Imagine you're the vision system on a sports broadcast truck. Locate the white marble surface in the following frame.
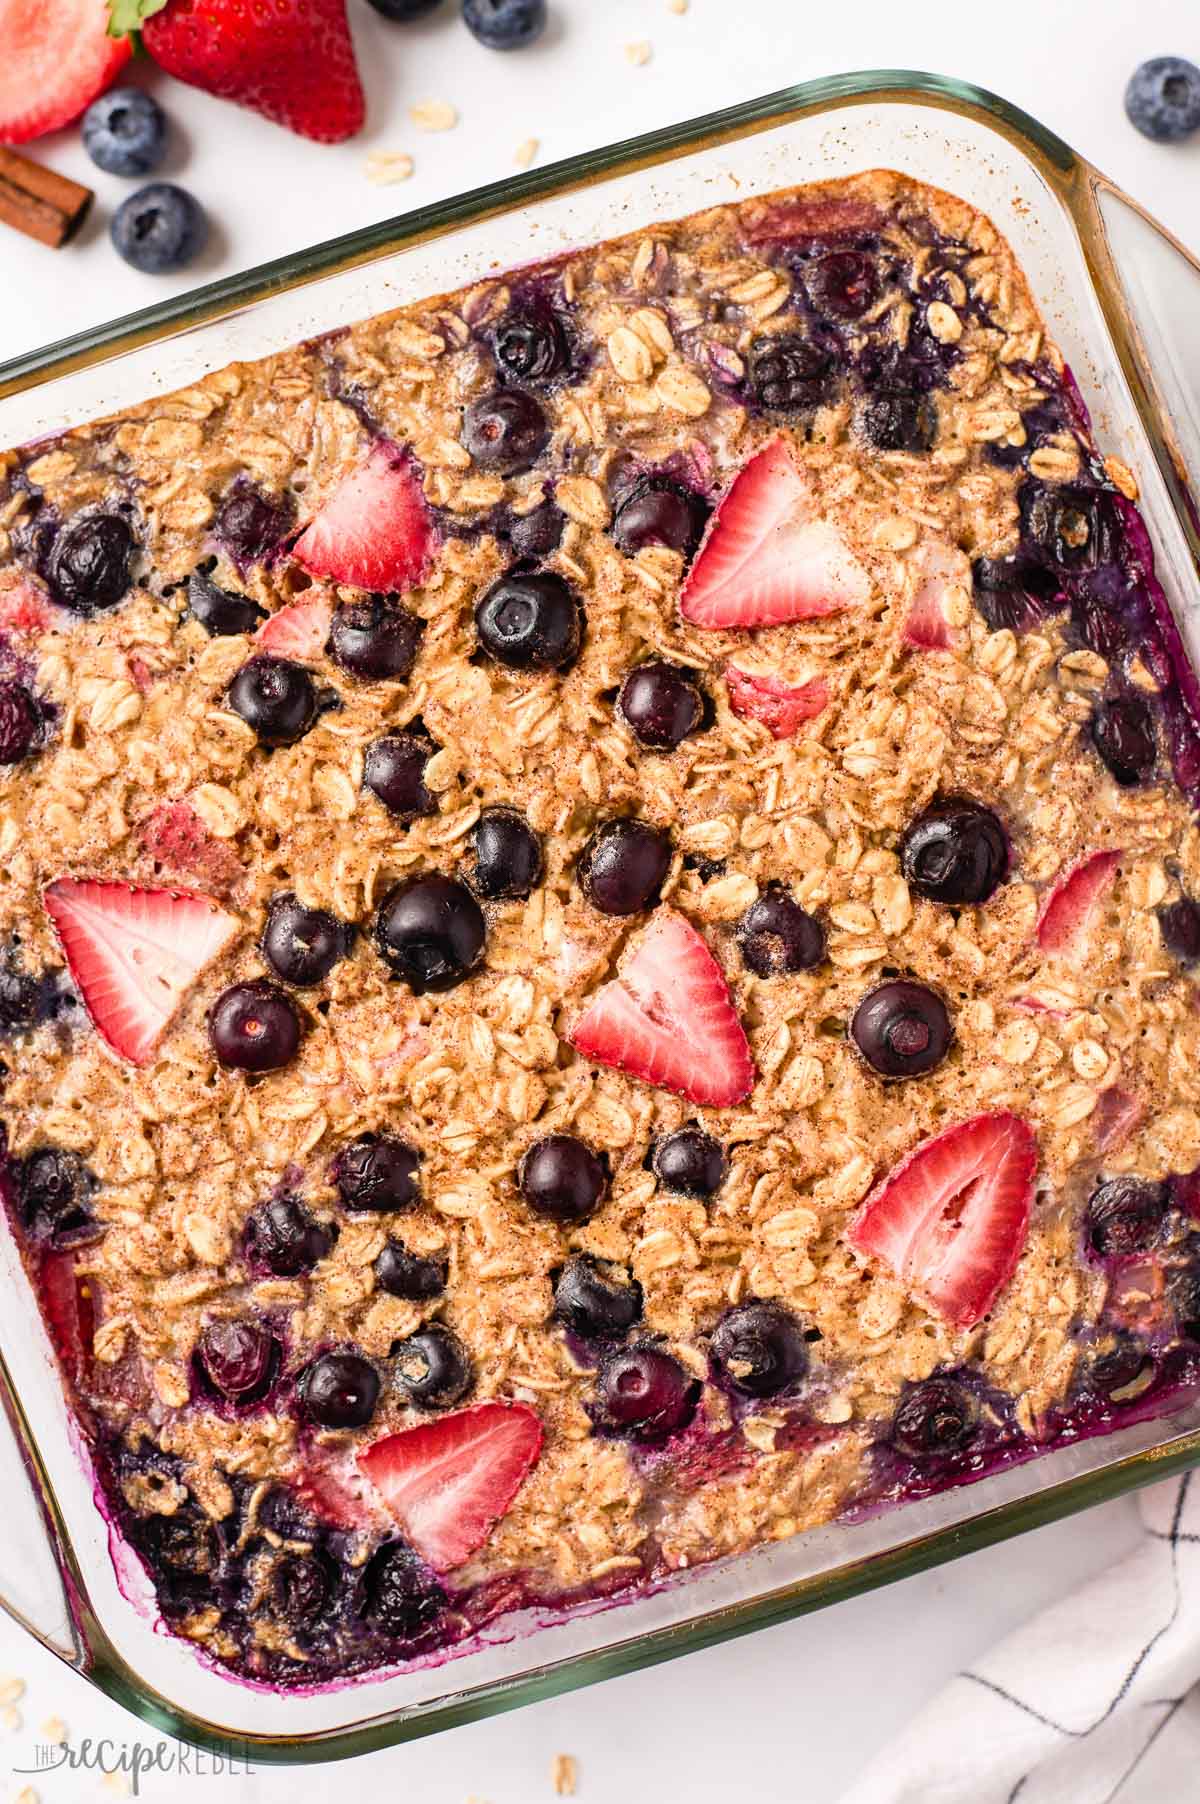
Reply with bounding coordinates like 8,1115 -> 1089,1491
0,0 -> 1197,1797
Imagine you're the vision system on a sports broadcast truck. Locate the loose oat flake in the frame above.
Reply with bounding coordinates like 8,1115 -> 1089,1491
365,150 -> 415,185
410,99 -> 458,131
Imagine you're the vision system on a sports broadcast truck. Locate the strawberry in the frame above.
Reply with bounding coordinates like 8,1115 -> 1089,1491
741,195 -> 884,249
680,440 -> 869,630
293,442 -> 436,593
1093,1085 -> 1144,1154
1035,850 -> 1122,958
295,1453 -> 376,1531
725,665 -> 829,739
0,572 -> 55,636
43,878 -> 240,1066
848,1112 -> 1037,1329
902,541 -> 969,652
109,0 -> 365,145
568,908 -> 755,1109
1,0 -> 130,144
138,800 -> 241,892
256,594 -> 332,662
358,1402 -> 543,1574
39,1249 -> 90,1383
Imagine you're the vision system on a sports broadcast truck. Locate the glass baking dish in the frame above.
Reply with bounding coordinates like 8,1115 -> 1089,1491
3,67 -> 1200,1764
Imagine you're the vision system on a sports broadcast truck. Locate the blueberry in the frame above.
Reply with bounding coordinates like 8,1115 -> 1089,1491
273,1551 -> 335,1626
1019,481 -> 1111,572
366,0 -> 443,16
475,569 -> 582,671
578,818 -> 672,916
0,681 -> 39,765
1125,57 -> 1200,143
1087,1335 -> 1153,1401
139,1512 -> 218,1579
111,183 -> 207,274
592,1344 -> 697,1441
552,1254 -> 642,1339
393,1325 -> 473,1409
1159,897 -> 1200,966
611,479 -> 711,559
506,500 -> 564,559
299,1351 -> 380,1430
375,873 -> 486,992
16,1148 -> 96,1245
462,389 -> 549,473
45,511 -> 136,613
243,1195 -> 333,1277
467,806 -> 543,900
970,551 -> 1058,634
196,1319 -> 277,1404
1090,697 -> 1157,787
374,1241 -> 447,1301
363,731 -> 438,819
899,799 -> 1009,905
262,893 -> 352,987
739,883 -> 826,976
187,569 -> 265,636
209,980 -> 303,1072
82,88 -> 167,177
651,1128 -> 726,1198
518,1134 -> 607,1223
617,661 -> 705,751
327,598 -> 423,683
228,656 -> 319,747
857,390 -> 937,453
749,335 -> 838,414
361,1541 -> 445,1638
891,1376 -> 977,1459
1167,1266 -> 1200,1341
1084,1176 -> 1169,1259
710,1300 -> 808,1398
214,483 -> 295,564
850,980 -> 952,1080
494,311 -> 567,385
0,962 -> 42,1033
462,0 -> 546,50
332,1133 -> 420,1214
806,250 -> 879,318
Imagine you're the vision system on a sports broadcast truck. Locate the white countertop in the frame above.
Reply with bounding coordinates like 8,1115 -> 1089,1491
0,0 -> 1196,1798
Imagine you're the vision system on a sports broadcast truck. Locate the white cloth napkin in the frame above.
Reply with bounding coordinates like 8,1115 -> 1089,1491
838,1473 -> 1200,1804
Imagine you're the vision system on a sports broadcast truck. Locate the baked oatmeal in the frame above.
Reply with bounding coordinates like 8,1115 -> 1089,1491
2,168 -> 1200,1683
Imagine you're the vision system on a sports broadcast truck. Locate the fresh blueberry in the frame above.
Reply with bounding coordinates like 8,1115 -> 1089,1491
493,310 -> 567,385
651,1128 -> 726,1198
393,1325 -> 473,1409
213,482 -> 295,564
552,1254 -> 643,1338
578,818 -> 672,916
518,1134 -> 607,1223
462,389 -> 549,473
262,893 -> 352,987
617,661 -> 705,751
462,0 -> 546,51
611,479 -> 711,559
710,1300 -> 809,1398
327,598 -> 423,683
592,1344 -> 697,1441
361,1541 -> 445,1639
15,1148 -> 96,1245
475,569 -> 582,671
209,980 -> 303,1072
749,335 -> 838,414
363,731 -> 438,819
375,873 -> 486,992
366,0 -> 443,17
806,250 -> 879,318
82,88 -> 167,177
857,389 -> 937,453
890,1376 -> 977,1459
850,980 -> 952,1080
1090,697 -> 1157,787
111,183 -> 207,274
1084,1176 -> 1169,1259
0,681 -> 39,765
45,511 -> 136,613
332,1133 -> 420,1214
1159,897 -> 1200,966
1125,57 -> 1200,143
196,1319 -> 277,1405
506,499 -> 565,559
899,799 -> 1009,905
374,1241 -> 447,1301
228,655 -> 319,746
466,806 -> 543,900
243,1195 -> 333,1277
272,1551 -> 335,1626
299,1351 -> 380,1430
187,569 -> 265,636
739,883 -> 826,976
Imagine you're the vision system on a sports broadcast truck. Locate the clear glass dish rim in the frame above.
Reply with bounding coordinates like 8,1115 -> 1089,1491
3,64 -> 1200,1763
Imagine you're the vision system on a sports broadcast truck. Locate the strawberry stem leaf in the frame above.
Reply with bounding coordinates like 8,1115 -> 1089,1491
107,0 -> 168,38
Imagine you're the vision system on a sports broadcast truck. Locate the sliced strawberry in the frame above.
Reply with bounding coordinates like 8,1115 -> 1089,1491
741,195 -> 884,248
1036,851 -> 1122,958
680,440 -> 869,630
256,594 -> 332,662
903,541 -> 970,652
725,665 -> 829,739
1010,993 -> 1074,1021
1,0 -> 130,144
43,878 -> 240,1066
39,1250 -> 92,1384
568,908 -> 754,1108
358,1402 -> 543,1574
848,1113 -> 1037,1329
1094,1086 -> 1144,1154
138,801 -> 241,892
0,572 -> 54,636
293,442 -> 435,593
295,1453 -> 376,1530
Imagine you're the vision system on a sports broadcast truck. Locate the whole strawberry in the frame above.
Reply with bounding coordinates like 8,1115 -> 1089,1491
107,0 -> 365,144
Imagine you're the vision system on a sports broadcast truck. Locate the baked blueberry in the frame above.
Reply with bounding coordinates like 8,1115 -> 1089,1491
1084,1176 -> 1169,1259
262,893 -> 352,987
552,1254 -> 643,1338
327,598 -> 423,683
299,1351 -> 380,1429
617,660 -> 705,750
891,1376 -> 977,1459
806,250 -> 879,318
45,511 -> 135,613
850,980 -> 952,1079
857,389 -> 937,454
0,961 -> 43,1033
507,499 -> 564,559
82,88 -> 167,177
462,0 -> 547,50
970,550 -> 1058,634
474,569 -> 582,671
0,681 -> 39,765
374,1241 -> 447,1301
393,1325 -> 473,1409
243,1195 -> 332,1277
363,731 -> 437,818
578,818 -> 672,915
15,1147 -> 96,1244
611,479 -> 710,559
1087,1336 -> 1153,1401
1019,481 -> 1111,572
139,1512 -> 218,1579
749,335 -> 838,413
462,389 -> 549,473
1090,697 -> 1157,787
111,183 -> 207,274
1159,897 -> 1200,966
361,1541 -> 445,1639
899,799 -> 1009,905
710,1300 -> 808,1398
494,310 -> 567,384
651,1128 -> 726,1198
273,1551 -> 335,1626
593,1344 -> 697,1441
209,980 -> 303,1072
1167,1266 -> 1200,1341
739,883 -> 825,976
375,874 -> 486,993
196,1319 -> 277,1404
187,569 -> 265,636
1125,56 -> 1200,143
518,1134 -> 607,1223
332,1133 -> 420,1213
466,806 -> 543,900
228,656 -> 319,746
214,483 -> 295,564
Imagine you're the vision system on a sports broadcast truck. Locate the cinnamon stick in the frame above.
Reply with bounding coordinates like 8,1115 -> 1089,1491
0,146 -> 93,249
